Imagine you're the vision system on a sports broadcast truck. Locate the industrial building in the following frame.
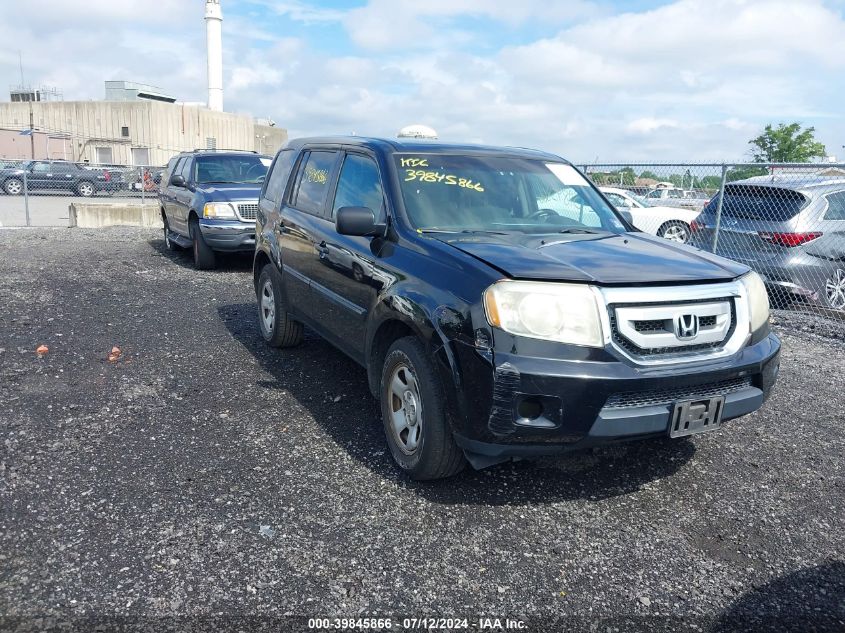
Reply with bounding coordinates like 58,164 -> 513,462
0,1 -> 287,166
0,98 -> 287,165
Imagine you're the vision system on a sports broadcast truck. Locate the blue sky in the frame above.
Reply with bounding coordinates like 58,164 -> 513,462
1,0 -> 844,161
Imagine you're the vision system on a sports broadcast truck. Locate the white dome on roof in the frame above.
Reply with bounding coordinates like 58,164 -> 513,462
397,124 -> 438,139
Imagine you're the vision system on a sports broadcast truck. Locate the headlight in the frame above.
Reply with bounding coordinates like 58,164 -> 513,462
203,202 -> 236,219
740,271 -> 770,332
483,280 -> 603,347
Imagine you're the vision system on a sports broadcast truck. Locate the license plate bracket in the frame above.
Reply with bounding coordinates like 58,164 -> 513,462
669,396 -> 725,438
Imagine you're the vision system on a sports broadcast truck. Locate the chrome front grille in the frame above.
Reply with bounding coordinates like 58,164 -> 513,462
237,203 -> 259,221
609,297 -> 737,358
604,376 -> 752,409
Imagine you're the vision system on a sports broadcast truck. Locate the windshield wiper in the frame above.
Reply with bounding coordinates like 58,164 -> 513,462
557,227 -> 606,234
201,180 -> 240,184
419,228 -> 510,235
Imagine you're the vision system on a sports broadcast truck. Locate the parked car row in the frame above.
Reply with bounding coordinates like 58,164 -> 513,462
0,160 -> 125,197
157,137 -> 781,480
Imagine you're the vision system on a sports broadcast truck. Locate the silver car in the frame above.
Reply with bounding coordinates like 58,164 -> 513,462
691,176 -> 845,310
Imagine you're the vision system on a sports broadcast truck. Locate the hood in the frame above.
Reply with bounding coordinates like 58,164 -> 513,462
200,182 -> 262,202
437,231 -> 747,284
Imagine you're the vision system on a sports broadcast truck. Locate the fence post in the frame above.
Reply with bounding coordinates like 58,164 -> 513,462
23,169 -> 30,227
711,163 -> 728,254
141,166 -> 145,204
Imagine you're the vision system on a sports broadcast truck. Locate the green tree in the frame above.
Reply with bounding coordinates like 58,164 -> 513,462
640,169 -> 660,181
749,123 -> 826,163
726,165 -> 768,182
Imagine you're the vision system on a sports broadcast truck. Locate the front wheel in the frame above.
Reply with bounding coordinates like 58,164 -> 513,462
189,217 -> 216,270
76,181 -> 95,197
823,268 -> 845,311
380,337 -> 465,480
257,264 -> 303,347
658,220 -> 691,243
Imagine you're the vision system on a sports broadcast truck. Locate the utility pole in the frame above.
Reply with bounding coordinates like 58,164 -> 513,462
29,103 -> 35,159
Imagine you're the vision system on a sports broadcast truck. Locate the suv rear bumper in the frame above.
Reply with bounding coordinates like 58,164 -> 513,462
451,333 -> 780,463
199,219 -> 256,252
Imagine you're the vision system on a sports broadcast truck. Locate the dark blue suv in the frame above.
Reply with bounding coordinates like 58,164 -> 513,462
159,150 -> 271,269
253,137 -> 780,480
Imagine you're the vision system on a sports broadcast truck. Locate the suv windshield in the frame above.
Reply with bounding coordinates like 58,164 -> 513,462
395,154 -> 626,234
194,155 -> 269,184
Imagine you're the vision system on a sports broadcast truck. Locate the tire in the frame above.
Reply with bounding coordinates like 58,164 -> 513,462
162,214 -> 181,251
379,337 -> 466,480
189,217 -> 216,270
76,181 -> 95,197
257,264 -> 303,347
352,263 -> 365,283
4,178 -> 23,196
658,220 -> 691,243
822,268 -> 845,311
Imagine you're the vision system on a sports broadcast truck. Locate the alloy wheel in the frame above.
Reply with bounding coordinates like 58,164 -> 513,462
78,182 -> 94,197
662,224 -> 689,243
387,363 -> 422,455
825,268 -> 845,310
261,280 -> 276,334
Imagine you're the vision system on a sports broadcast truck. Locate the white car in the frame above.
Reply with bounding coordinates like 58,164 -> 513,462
600,186 -> 702,243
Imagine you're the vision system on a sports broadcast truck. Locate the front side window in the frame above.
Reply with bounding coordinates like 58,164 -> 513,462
293,151 -> 338,215
824,191 -> 845,221
646,190 -> 662,199
332,154 -> 384,218
394,154 -> 625,234
193,155 -> 268,184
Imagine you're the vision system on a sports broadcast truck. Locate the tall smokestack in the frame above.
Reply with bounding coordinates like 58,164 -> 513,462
205,0 -> 223,112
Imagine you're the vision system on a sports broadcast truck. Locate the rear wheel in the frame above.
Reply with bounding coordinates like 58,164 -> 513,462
257,264 -> 303,347
658,221 -> 691,243
76,181 -> 95,197
190,217 -> 216,270
4,178 -> 23,195
380,337 -> 465,480
823,268 -> 845,311
162,215 -> 180,251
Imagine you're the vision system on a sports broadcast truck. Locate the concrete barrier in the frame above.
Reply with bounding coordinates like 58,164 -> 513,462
69,202 -> 161,229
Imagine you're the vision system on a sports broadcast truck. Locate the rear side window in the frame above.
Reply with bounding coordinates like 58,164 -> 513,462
293,151 -> 338,215
262,149 -> 296,205
824,191 -> 845,220
711,185 -> 808,222
332,154 -> 384,218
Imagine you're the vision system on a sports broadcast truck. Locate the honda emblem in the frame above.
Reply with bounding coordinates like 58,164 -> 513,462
675,314 -> 699,340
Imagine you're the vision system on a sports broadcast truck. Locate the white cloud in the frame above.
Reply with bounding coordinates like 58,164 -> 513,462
0,0 -> 843,162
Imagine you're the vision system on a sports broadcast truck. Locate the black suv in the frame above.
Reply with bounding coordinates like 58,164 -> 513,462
253,137 -> 780,480
0,160 -> 123,197
159,150 -> 271,269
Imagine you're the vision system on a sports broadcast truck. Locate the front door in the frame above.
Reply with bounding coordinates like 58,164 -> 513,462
306,151 -> 387,360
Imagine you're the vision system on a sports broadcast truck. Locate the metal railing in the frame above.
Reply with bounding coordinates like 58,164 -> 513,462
581,162 -> 845,325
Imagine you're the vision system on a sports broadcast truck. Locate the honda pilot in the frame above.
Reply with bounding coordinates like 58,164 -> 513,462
253,137 -> 780,480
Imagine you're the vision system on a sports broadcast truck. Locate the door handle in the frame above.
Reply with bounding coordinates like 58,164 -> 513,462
316,241 -> 329,256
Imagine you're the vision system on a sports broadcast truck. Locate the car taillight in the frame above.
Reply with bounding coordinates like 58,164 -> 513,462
103,170 -> 111,181
758,232 -> 822,247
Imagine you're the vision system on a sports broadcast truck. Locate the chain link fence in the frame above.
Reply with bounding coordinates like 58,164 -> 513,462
581,163 -> 845,326
0,157 -> 165,226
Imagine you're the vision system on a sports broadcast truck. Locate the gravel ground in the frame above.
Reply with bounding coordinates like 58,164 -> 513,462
1,228 -> 843,632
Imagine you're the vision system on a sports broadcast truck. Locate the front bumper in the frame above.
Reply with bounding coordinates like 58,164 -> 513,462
451,333 -> 780,462
199,219 -> 256,252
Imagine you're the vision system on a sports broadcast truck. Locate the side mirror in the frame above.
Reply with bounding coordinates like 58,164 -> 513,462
170,174 -> 186,188
336,206 -> 385,237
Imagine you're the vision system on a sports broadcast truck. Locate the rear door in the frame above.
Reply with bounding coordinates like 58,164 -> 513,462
172,158 -> 194,234
279,148 -> 342,321
804,190 -> 845,261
